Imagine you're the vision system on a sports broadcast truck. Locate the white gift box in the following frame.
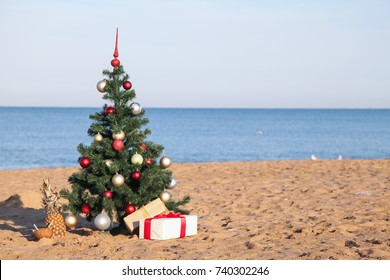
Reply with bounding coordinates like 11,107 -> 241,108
139,214 -> 197,240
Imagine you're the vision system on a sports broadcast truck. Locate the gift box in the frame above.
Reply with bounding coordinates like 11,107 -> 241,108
139,212 -> 197,240
124,198 -> 168,232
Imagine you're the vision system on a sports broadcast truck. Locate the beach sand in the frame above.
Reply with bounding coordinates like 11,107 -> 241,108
0,160 -> 389,260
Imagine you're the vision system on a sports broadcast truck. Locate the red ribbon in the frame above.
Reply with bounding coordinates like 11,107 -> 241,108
144,212 -> 186,240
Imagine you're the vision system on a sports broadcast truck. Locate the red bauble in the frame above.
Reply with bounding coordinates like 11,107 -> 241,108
111,58 -> 120,67
112,139 -> 124,150
105,106 -> 115,115
145,158 -> 152,166
102,190 -> 113,199
124,204 -> 137,215
140,144 -> 147,151
131,170 -> 141,180
123,81 -> 132,90
80,157 -> 91,168
81,203 -> 91,214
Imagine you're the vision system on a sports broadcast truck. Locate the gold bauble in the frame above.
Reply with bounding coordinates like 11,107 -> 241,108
131,153 -> 143,165
94,133 -> 103,142
112,173 -> 125,187
160,156 -> 171,168
112,130 -> 125,140
159,190 -> 171,203
64,214 -> 78,230
105,159 -> 113,167
97,79 -> 107,93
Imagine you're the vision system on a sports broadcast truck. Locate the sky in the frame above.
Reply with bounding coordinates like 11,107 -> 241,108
0,0 -> 389,108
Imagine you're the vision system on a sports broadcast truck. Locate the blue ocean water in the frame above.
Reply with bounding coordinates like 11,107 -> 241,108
0,107 -> 389,170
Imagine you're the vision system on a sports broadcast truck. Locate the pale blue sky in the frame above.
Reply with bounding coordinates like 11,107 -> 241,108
0,0 -> 389,108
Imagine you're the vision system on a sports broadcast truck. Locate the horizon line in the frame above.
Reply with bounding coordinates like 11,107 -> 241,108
0,105 -> 389,110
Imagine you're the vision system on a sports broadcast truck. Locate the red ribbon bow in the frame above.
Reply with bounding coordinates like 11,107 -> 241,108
144,212 -> 186,240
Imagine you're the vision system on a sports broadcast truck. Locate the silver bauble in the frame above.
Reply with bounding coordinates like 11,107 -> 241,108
94,133 -> 103,142
97,80 -> 107,93
64,214 -> 78,229
167,177 -> 177,189
105,159 -> 113,167
160,156 -> 171,168
159,190 -> 171,203
94,213 -> 111,231
112,173 -> 125,187
112,130 -> 125,140
130,102 -> 142,115
131,153 -> 143,165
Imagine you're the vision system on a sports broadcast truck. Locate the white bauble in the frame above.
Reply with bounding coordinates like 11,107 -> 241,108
130,102 -> 142,115
167,177 -> 177,189
94,213 -> 111,230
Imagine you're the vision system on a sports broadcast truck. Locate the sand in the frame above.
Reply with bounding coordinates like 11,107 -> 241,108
0,159 -> 389,260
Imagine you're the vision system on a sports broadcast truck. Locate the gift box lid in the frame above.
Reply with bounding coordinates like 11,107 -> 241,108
124,198 -> 168,232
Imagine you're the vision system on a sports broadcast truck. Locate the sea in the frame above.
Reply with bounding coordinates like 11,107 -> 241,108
0,107 -> 389,170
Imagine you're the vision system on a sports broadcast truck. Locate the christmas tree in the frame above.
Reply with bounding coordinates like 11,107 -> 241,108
60,29 -> 189,229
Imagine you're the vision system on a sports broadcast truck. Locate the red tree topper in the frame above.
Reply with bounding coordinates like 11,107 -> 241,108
111,28 -> 120,70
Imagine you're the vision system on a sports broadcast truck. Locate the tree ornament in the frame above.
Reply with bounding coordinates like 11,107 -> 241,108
102,190 -> 113,199
105,106 -> 115,115
105,159 -> 113,167
111,58 -> 120,67
94,133 -> 103,142
140,143 -> 147,151
123,81 -> 132,90
94,212 -> 111,231
112,173 -> 125,187
160,156 -> 171,168
96,80 -> 107,93
111,28 -> 120,71
131,170 -> 141,180
81,203 -> 91,214
64,214 -> 78,230
167,177 -> 177,189
113,28 -> 119,58
80,157 -> 91,168
145,158 -> 153,166
131,153 -> 143,165
130,102 -> 142,115
159,190 -> 171,203
112,139 -> 124,150
124,204 -> 136,215
112,130 -> 125,140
